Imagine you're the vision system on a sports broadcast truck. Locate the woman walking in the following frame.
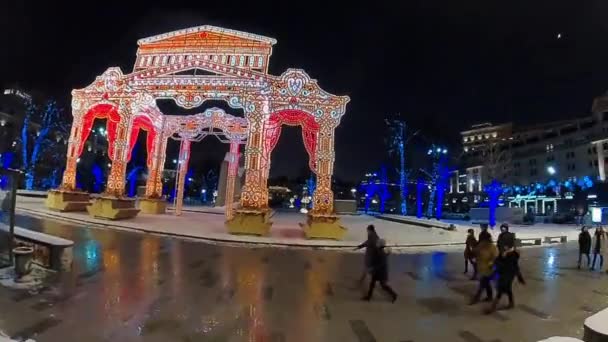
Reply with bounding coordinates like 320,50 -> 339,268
470,232 -> 498,305
578,226 -> 592,269
355,225 -> 379,284
362,239 -> 397,302
591,227 -> 606,271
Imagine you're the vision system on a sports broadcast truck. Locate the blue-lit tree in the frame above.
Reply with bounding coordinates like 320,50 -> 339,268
485,179 -> 502,228
422,145 -> 448,219
386,117 -> 419,216
416,178 -> 424,218
20,99 -> 68,190
91,164 -> 104,193
126,166 -> 143,197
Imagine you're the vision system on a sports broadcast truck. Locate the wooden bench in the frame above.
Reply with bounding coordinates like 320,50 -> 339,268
544,236 -> 568,244
516,237 -> 542,247
12,226 -> 73,271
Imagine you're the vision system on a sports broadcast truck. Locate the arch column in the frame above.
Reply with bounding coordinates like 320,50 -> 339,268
140,130 -> 169,214
225,141 -> 240,220
226,98 -> 273,235
105,105 -> 133,198
60,112 -> 84,191
303,121 -> 346,239
46,108 -> 91,212
174,139 -> 191,216
86,100 -> 140,220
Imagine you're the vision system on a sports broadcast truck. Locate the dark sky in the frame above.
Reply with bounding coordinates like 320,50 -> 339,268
3,1 -> 608,182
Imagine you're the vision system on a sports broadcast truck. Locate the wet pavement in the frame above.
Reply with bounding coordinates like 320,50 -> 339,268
0,214 -> 607,342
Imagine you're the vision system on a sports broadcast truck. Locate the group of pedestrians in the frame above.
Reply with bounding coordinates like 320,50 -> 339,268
464,223 -> 525,313
578,226 -> 607,271
355,225 -> 398,302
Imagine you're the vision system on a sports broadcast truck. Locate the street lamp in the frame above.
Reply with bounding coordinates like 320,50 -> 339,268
547,166 -> 556,175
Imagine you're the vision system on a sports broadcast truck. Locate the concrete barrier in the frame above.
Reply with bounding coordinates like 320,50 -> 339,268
584,307 -> 608,341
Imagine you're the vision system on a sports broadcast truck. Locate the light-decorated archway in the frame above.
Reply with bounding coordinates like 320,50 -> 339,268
46,25 -> 349,239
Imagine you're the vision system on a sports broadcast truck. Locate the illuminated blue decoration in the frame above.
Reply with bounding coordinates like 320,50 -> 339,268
360,167 -> 390,213
126,166 -> 143,197
485,179 -> 502,228
434,156 -> 449,219
416,178 -> 424,218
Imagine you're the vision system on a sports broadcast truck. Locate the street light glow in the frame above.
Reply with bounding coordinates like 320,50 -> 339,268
547,166 -> 556,175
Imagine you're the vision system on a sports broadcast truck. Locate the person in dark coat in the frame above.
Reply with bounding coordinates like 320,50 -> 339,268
497,223 -> 515,253
478,223 -> 492,243
591,227 -> 606,270
464,229 -> 478,279
362,239 -> 397,302
486,246 -> 525,313
578,226 -> 592,269
355,225 -> 379,284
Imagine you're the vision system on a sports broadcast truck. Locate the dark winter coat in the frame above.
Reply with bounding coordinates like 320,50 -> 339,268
369,246 -> 389,282
464,235 -> 477,259
357,232 -> 379,267
495,250 -> 523,289
497,231 -> 515,252
579,231 -> 592,254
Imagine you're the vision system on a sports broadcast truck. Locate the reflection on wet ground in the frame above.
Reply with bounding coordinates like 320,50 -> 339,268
0,214 -> 606,341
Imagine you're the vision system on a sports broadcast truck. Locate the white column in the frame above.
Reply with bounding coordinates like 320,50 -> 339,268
597,142 -> 606,181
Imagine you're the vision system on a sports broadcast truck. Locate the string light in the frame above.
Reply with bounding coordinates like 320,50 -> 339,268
56,25 -> 349,219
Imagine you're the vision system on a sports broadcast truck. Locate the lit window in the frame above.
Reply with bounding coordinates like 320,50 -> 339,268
230,56 -> 236,66
257,56 -> 264,68
249,56 -> 255,66
239,56 -> 245,67
139,57 -> 146,67
221,55 -> 227,64
213,55 -> 218,62
464,147 -> 469,152
492,132 -> 497,138
463,137 -> 468,142
477,135 -> 482,140
169,56 -> 175,64
161,56 -> 167,65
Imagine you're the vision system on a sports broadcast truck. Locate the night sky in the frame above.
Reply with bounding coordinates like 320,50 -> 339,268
3,1 -> 608,182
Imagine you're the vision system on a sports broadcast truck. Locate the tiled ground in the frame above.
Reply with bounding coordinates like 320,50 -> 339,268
0,214 -> 606,341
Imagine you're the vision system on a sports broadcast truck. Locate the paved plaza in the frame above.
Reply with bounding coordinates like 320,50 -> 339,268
0,213 -> 607,341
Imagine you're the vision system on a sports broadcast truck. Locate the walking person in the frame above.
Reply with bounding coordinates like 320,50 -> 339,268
497,223 -> 515,254
578,226 -> 592,269
470,232 -> 498,305
591,227 -> 606,271
478,223 -> 492,243
464,229 -> 478,279
362,239 -> 398,302
486,246 -> 525,313
354,224 -> 379,284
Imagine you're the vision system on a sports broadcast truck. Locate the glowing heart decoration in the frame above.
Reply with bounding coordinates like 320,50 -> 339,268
287,77 -> 304,95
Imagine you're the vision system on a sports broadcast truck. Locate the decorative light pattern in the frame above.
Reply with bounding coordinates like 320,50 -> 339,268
56,25 -> 349,219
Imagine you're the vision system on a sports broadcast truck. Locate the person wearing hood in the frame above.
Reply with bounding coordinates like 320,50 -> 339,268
591,227 -> 606,271
362,238 -> 397,302
355,225 -> 379,284
578,226 -> 592,269
470,232 -> 498,305
497,223 -> 515,253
